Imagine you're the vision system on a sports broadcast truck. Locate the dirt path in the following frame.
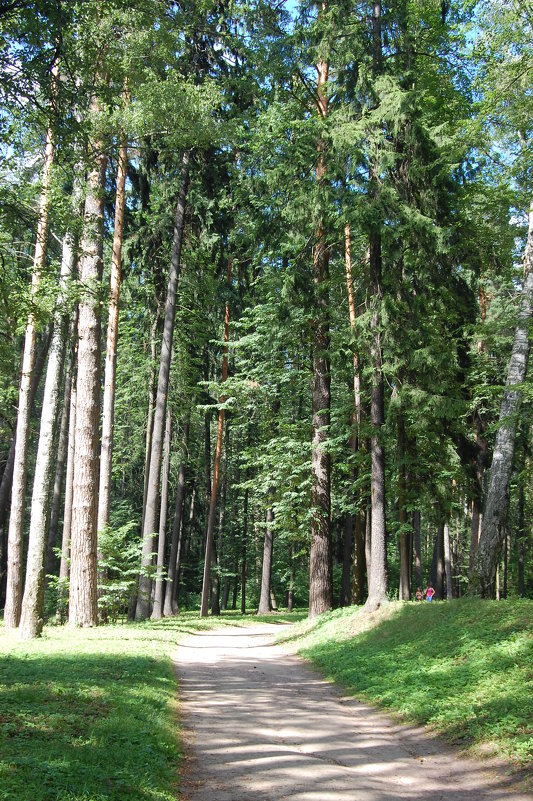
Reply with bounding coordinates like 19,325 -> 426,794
174,622 -> 531,801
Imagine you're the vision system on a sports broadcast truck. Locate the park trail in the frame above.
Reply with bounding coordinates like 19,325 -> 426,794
174,622 -> 532,801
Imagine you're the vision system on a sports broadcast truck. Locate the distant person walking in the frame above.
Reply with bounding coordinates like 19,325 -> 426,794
415,587 -> 424,602
425,585 -> 435,602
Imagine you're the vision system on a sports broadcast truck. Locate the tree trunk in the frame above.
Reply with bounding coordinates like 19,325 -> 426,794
351,512 -> 365,604
258,507 -> 274,614
413,509 -> 422,590
69,100 -> 108,628
97,122 -> 128,537
241,487 -> 248,614
136,151 -> 190,619
200,258 -> 231,617
471,196 -> 533,596
212,424 -> 229,617
340,512 -> 353,606
57,338 -> 78,621
342,221 -> 363,607
309,24 -> 332,620
443,521 -> 453,600
518,471 -> 525,597
141,310 -> 160,534
163,419 -> 189,616
365,1 -> 388,612
151,407 -> 172,619
19,223 -> 74,639
430,522 -> 445,599
4,61 -> 58,628
0,330 -> 51,608
45,314 -> 76,581
397,411 -> 411,600
287,543 -> 295,612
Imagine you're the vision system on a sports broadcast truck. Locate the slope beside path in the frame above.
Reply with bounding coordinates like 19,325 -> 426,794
174,622 -> 531,801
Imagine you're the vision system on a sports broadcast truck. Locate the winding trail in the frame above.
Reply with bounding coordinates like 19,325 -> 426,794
174,622 -> 531,801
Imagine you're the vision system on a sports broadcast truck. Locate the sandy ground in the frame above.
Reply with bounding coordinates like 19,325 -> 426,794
174,622 -> 532,801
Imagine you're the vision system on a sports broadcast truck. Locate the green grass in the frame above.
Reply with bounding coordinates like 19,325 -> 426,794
280,598 -> 533,772
0,609 -> 304,801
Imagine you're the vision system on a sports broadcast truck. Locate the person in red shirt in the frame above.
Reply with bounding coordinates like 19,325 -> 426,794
425,585 -> 435,602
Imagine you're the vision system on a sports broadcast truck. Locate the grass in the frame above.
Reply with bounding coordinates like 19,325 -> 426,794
279,598 -> 533,772
2,601 -> 531,798
0,609 -> 305,801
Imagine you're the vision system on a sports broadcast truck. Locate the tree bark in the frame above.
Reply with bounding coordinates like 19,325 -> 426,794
200,257 -> 232,617
443,521 -> 453,600
69,96 -> 108,628
97,119 -> 128,537
309,17 -> 332,619
4,59 -> 58,628
141,310 -> 160,533
45,315 -> 76,581
163,418 -> 189,616
241,487 -> 248,614
151,407 -> 172,619
397,411 -> 411,600
136,151 -> 190,619
0,329 -> 52,608
258,507 -> 274,613
365,0 -> 388,612
471,197 -> 533,596
19,223 -> 74,639
0,335 -> 47,535
430,522 -> 445,599
413,509 -> 422,589
57,337 -> 77,620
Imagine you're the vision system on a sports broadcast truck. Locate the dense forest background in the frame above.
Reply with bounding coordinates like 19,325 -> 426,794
0,0 -> 532,637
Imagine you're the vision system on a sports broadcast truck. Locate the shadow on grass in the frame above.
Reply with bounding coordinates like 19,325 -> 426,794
0,651 -> 179,801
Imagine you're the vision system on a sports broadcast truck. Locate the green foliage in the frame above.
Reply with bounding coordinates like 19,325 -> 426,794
97,522 -> 142,623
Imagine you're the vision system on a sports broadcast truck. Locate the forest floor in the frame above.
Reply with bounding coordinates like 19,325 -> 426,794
175,617 -> 533,801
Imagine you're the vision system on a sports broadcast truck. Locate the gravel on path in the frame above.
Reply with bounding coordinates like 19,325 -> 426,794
174,622 -> 532,801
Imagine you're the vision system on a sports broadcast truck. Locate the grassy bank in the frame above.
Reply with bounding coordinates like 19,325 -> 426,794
0,610 -> 303,801
281,598 -> 533,772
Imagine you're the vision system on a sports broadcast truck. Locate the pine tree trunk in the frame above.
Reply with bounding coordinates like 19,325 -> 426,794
518,470 -> 525,597
200,257 -> 232,617
471,197 -> 533,596
340,512 -> 353,606
19,227 -> 74,639
151,407 -> 172,619
309,27 -> 332,620
141,311 -> 160,534
69,102 -> 108,628
258,507 -> 274,614
97,125 -> 128,537
365,1 -> 388,612
342,221 -> 363,607
430,522 -> 445,599
397,411 -> 411,600
0,330 -> 48,534
212,426 -> 229,616
163,419 -> 189,616
57,341 -> 77,621
241,487 -> 248,614
413,509 -> 422,589
45,315 -> 76,580
136,151 -> 189,619
443,521 -> 453,600
4,62 -> 58,628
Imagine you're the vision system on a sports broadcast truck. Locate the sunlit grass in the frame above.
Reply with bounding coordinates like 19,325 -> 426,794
0,609 -> 305,801
281,598 -> 533,771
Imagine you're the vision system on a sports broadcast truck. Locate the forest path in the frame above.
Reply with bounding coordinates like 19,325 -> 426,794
174,622 -> 531,801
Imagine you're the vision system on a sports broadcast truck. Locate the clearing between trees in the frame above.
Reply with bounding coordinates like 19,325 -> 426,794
1,600 -> 532,801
